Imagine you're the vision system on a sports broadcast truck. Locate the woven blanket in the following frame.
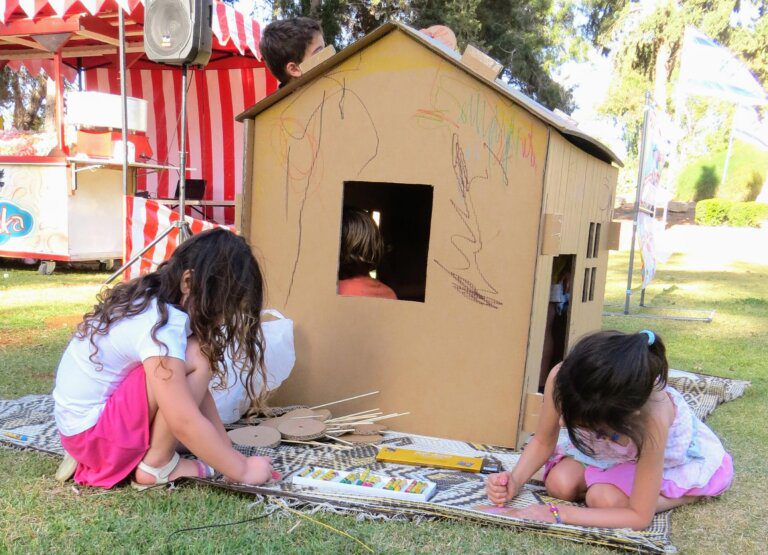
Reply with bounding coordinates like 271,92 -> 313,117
0,371 -> 750,553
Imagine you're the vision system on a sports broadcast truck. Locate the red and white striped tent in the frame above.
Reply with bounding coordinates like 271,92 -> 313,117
0,0 -> 277,224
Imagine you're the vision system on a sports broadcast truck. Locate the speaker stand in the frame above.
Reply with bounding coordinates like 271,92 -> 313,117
105,63 -> 193,284
176,63 -> 191,242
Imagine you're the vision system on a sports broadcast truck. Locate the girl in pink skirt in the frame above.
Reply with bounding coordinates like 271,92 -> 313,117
486,330 -> 733,529
53,229 -> 278,488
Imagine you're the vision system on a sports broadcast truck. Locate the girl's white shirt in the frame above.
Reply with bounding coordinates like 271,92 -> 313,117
53,298 -> 191,436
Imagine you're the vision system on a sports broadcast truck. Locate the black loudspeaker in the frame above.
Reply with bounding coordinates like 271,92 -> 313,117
144,0 -> 212,66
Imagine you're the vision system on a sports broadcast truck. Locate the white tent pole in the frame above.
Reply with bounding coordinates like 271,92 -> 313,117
118,8 -> 128,196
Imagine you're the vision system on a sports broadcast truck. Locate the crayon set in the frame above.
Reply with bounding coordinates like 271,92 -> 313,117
292,466 -> 437,502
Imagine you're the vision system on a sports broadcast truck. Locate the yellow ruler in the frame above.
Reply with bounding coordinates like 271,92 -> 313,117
376,447 -> 484,472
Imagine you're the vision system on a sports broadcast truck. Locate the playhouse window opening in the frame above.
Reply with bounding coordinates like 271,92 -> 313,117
587,223 -> 595,258
582,266 -> 598,303
338,181 -> 434,302
593,223 -> 601,257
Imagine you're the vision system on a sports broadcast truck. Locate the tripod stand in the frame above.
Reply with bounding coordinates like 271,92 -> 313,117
107,64 -> 192,284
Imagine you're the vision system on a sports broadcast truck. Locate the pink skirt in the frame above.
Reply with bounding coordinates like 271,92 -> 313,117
59,364 -> 151,488
543,452 -> 734,499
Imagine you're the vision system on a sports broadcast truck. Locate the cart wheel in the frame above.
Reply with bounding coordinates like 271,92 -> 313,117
38,260 -> 56,275
99,259 -> 115,271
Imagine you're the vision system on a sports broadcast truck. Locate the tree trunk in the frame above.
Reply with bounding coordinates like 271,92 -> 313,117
654,41 -> 670,109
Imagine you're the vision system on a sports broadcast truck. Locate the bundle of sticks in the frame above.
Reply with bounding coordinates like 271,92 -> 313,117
229,391 -> 409,450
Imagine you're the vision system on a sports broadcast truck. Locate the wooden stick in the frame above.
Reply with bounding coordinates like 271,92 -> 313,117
363,412 -> 410,423
325,435 -> 355,446
281,439 -> 325,447
327,411 -> 383,423
326,408 -> 381,422
289,414 -> 325,420
309,391 -> 379,410
332,412 -> 405,425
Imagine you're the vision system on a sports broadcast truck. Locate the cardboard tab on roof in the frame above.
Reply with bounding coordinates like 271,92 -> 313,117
460,44 -> 503,81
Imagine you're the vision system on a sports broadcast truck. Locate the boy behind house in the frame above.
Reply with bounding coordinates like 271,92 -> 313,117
260,18 -> 325,86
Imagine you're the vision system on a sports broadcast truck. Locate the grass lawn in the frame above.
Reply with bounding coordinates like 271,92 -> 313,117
1,253 -> 766,554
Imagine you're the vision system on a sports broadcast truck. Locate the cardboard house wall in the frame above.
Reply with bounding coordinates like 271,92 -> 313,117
238,24 -> 620,447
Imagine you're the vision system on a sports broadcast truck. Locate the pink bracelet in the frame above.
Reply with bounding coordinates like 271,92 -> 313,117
548,502 -> 563,524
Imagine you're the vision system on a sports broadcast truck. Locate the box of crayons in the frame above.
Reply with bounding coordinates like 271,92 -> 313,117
291,466 -> 438,502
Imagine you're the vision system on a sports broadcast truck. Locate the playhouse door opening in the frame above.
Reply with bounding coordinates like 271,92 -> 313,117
539,254 -> 575,390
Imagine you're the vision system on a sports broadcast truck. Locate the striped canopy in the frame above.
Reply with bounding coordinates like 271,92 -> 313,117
0,0 -> 261,59
0,0 -> 277,225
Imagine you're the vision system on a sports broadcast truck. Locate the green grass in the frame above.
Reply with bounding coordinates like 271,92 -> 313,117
1,253 -> 766,554
675,139 -> 768,202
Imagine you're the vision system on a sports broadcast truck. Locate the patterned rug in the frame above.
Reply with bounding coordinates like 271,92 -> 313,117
0,371 -> 750,553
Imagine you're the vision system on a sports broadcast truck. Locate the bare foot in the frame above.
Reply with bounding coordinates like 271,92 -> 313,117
133,457 -> 201,486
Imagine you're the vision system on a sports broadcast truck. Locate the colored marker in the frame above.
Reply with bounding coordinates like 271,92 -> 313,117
298,467 -> 313,477
357,468 -> 370,486
1,431 -> 30,442
321,470 -> 338,481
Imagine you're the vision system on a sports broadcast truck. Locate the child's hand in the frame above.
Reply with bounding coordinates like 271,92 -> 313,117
485,471 -> 520,506
236,456 -> 280,485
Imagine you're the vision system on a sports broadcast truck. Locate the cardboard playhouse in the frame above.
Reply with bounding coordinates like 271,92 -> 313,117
237,22 -> 622,447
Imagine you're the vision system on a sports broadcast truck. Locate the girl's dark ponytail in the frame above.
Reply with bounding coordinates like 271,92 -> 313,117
639,329 -> 669,390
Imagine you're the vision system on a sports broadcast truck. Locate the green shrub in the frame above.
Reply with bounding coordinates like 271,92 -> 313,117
693,165 -> 719,201
728,202 -> 768,227
676,141 -> 768,201
695,199 -> 768,227
695,199 -> 734,226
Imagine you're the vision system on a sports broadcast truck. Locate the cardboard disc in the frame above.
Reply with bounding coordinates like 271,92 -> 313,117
259,417 -> 286,429
339,433 -> 383,444
313,409 -> 333,421
228,426 -> 282,448
278,419 -> 327,440
283,408 -> 318,419
353,424 -> 386,435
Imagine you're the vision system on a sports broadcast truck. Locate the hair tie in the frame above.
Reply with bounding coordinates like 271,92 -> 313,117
640,329 -> 656,345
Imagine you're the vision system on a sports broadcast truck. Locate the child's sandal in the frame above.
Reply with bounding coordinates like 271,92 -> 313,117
131,452 -> 215,490
55,451 -> 78,483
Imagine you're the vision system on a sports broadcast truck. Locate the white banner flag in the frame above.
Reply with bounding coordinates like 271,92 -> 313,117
678,26 -> 767,106
733,106 -> 768,151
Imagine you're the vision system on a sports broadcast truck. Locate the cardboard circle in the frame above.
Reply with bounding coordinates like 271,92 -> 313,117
228,426 -> 282,448
283,408 -> 318,419
313,409 -> 333,421
353,424 -> 386,435
259,417 -> 285,429
278,419 -> 327,440
339,433 -> 383,444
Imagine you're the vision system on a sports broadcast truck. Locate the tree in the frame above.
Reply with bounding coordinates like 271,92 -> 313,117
0,67 -> 47,131
595,0 -> 768,157
262,0 -> 584,111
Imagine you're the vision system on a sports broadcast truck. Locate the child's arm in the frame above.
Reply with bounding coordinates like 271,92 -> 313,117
487,365 -> 563,504
145,356 -> 263,482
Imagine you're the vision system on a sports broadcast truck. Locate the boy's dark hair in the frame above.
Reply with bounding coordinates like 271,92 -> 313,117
339,207 -> 384,280
553,330 -> 669,458
261,17 -> 322,83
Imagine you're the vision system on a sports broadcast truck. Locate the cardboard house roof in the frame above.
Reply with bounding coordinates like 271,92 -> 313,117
236,21 -> 623,167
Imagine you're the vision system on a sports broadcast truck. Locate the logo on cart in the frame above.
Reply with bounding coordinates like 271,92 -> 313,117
0,201 -> 33,245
